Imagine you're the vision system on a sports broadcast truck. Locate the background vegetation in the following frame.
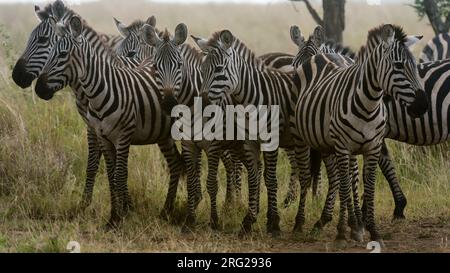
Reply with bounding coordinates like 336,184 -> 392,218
0,0 -> 448,252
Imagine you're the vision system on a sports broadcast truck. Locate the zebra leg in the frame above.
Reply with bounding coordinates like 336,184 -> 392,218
310,148 -> 322,198
181,141 -> 201,231
293,144 -> 311,233
335,153 -> 352,245
233,155 -> 244,201
239,142 -> 260,236
264,149 -> 281,237
363,152 -> 384,246
79,126 -> 102,210
312,155 -> 339,232
379,142 -> 407,220
222,150 -> 236,205
349,155 -> 364,240
348,155 -> 364,242
158,139 -> 184,219
206,147 -> 221,230
99,140 -> 121,228
283,148 -> 299,208
113,140 -> 132,219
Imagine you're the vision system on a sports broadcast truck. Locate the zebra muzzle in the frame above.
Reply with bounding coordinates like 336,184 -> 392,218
12,58 -> 35,89
35,74 -> 55,101
406,89 -> 429,118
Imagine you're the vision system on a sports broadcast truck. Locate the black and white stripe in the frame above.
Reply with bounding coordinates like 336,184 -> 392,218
292,24 -> 427,244
34,16 -> 183,226
419,32 -> 450,62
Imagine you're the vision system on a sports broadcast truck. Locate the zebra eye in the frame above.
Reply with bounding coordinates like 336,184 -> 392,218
59,51 -> 69,58
37,36 -> 48,44
393,62 -> 404,69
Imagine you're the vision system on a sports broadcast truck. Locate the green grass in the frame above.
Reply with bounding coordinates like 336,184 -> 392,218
0,1 -> 448,253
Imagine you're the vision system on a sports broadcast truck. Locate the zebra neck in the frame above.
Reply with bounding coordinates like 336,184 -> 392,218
78,44 -> 116,112
180,62 -> 202,107
353,45 -> 384,115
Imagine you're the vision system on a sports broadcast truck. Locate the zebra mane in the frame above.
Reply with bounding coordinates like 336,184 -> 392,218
356,24 -> 408,63
207,31 -> 263,67
324,40 -> 356,59
38,3 -> 54,19
367,24 -> 407,44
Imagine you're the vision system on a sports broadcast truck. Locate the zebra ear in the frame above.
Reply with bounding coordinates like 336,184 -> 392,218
191,35 -> 209,52
381,24 -> 395,47
290,25 -> 305,47
69,16 -> 83,40
35,5 -> 49,21
142,24 -> 162,47
173,23 -> 188,46
52,0 -> 66,21
220,30 -> 234,50
114,17 -> 130,38
311,25 -> 325,47
404,35 -> 423,48
146,16 -> 156,27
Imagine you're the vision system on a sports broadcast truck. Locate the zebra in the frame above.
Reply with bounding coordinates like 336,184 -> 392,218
10,0 -> 144,211
420,32 -> 450,62
142,24 -> 251,229
193,30 -> 301,236
114,16 -> 158,60
116,22 -> 311,203
292,24 -> 427,245
34,15 -> 184,227
287,25 -> 436,224
12,1 -> 122,89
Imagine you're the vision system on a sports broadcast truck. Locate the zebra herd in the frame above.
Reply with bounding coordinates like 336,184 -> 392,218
10,0 -> 450,247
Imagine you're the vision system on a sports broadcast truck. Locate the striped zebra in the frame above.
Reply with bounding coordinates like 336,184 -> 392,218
142,24 -> 249,229
292,24 -> 428,245
116,23 -> 309,203
12,1 -> 121,89
34,16 -> 183,227
10,1 -> 149,212
420,32 -> 450,62
114,16 -> 157,60
194,30 -> 300,236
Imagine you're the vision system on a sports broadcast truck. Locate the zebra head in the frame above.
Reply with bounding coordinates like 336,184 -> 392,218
114,16 -> 157,61
290,25 -> 325,69
194,30 -> 239,106
142,23 -> 188,113
12,1 -> 69,88
374,24 -> 428,117
35,16 -> 85,100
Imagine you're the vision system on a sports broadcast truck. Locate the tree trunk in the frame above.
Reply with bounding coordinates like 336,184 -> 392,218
323,0 -> 346,43
423,0 -> 449,35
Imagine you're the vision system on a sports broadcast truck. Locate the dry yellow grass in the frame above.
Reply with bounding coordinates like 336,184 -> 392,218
0,0 -> 448,253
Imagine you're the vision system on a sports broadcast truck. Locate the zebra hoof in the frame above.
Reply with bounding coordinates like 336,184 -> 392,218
159,207 -> 173,221
104,217 -> 122,231
210,217 -> 220,230
309,226 -> 322,238
239,220 -> 253,238
181,214 -> 196,233
392,213 -> 406,221
350,228 -> 364,242
334,238 -> 348,249
292,224 -> 303,234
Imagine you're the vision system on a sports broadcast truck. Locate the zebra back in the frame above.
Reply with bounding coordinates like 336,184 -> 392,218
419,32 -> 450,63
